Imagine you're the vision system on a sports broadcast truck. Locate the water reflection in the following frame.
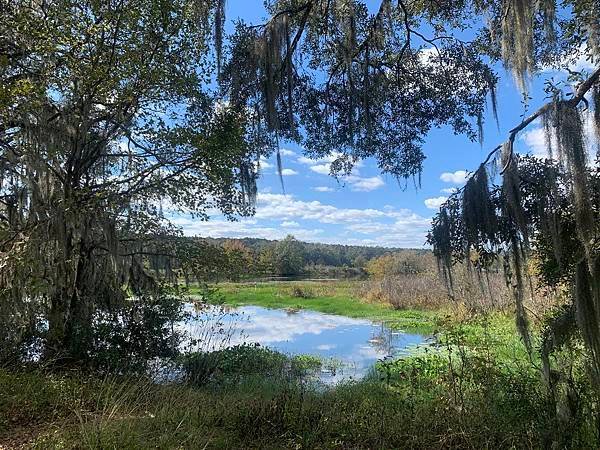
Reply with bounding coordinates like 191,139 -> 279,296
183,304 -> 429,383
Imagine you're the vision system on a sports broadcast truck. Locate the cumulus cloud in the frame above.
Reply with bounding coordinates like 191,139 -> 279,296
297,152 -> 342,165
281,168 -> 298,176
440,170 -> 468,184
254,193 -> 389,223
441,187 -> 457,194
171,192 -> 432,248
314,186 -> 334,192
424,196 -> 448,210
520,127 -> 551,158
345,175 -> 385,192
256,156 -> 273,170
310,163 -> 331,175
308,162 -> 384,192
171,216 -> 324,242
281,220 -> 299,228
298,151 -> 364,167
279,148 -> 297,156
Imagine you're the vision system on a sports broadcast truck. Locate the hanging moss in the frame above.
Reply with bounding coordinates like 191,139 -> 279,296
575,258 -> 600,388
501,141 -> 528,242
536,162 -> 563,268
584,1 -> 600,57
429,196 -> 465,299
554,103 -> 594,261
540,303 -> 576,386
487,73 -> 500,129
593,85 -> 600,151
477,111 -> 484,145
503,241 -> 533,353
542,106 -> 555,159
214,0 -> 226,76
462,164 -> 498,247
538,0 -> 556,45
240,162 -> 258,206
432,207 -> 455,299
500,0 -> 535,92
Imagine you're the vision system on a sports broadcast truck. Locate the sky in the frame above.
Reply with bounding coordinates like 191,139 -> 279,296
173,0 -> 597,249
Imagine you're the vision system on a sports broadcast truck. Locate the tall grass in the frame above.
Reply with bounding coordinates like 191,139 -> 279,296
1,314 -> 597,449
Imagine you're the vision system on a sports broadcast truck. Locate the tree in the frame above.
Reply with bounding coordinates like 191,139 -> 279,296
415,0 -> 600,428
221,0 -> 496,182
273,235 -> 305,276
366,250 -> 434,278
0,0 -> 263,360
222,239 -> 255,280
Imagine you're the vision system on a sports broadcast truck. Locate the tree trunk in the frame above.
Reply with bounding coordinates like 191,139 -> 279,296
44,206 -> 92,362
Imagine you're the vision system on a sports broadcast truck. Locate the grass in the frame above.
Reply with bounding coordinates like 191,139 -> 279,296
3,282 -> 597,448
188,280 -> 437,333
1,313 -> 597,449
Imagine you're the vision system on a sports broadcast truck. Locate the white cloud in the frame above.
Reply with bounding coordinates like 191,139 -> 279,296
520,111 -> 597,160
542,45 -> 595,73
256,156 -> 273,170
568,53 -> 595,72
316,344 -> 336,350
345,175 -> 385,192
314,186 -> 334,192
171,193 -> 433,248
310,163 -> 331,175
441,187 -> 457,194
424,196 -> 448,210
297,152 -> 341,165
298,151 -> 364,167
254,193 -> 388,223
281,168 -> 298,176
520,127 -> 550,158
418,47 -> 437,65
440,170 -> 468,185
279,148 -> 297,156
281,220 -> 299,228
171,216 -> 324,242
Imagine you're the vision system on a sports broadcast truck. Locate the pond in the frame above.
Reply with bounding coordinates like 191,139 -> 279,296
183,304 -> 431,383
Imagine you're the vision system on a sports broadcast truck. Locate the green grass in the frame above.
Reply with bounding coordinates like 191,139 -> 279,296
188,281 -> 437,333
2,314 -> 598,449
3,282 -> 596,448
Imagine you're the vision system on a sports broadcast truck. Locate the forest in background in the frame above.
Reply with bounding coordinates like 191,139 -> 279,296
193,235 -> 413,279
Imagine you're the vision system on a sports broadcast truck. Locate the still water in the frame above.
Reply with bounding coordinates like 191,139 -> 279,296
184,304 -> 430,383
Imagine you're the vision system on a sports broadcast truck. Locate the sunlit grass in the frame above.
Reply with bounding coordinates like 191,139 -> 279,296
2,311 -> 596,449
188,280 -> 437,333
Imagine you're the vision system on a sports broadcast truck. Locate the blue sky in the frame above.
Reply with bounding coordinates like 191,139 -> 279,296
173,1 -> 597,248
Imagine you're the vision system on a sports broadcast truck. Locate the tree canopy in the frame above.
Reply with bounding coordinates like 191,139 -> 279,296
1,0 -> 600,377
0,0 -> 261,359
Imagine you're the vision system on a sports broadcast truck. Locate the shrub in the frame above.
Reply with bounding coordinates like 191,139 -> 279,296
290,285 -> 315,299
86,295 -> 187,373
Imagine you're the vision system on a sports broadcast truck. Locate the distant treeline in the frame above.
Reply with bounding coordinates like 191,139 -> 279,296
177,235 -> 431,281
204,237 -> 407,267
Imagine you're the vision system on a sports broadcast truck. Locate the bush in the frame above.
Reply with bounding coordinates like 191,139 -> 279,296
86,295 -> 187,373
290,286 -> 315,299
362,274 -> 449,310
181,345 -> 326,386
